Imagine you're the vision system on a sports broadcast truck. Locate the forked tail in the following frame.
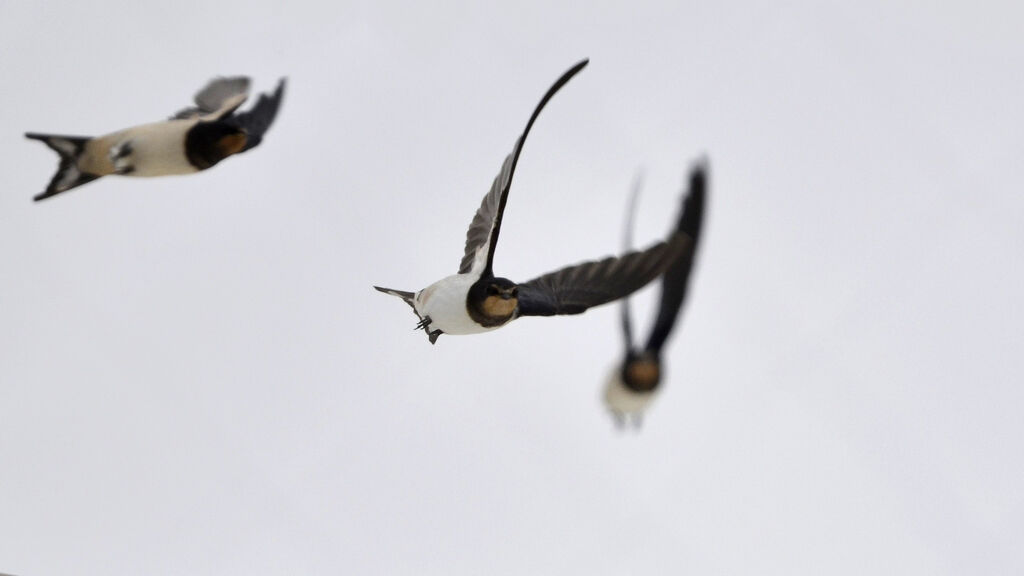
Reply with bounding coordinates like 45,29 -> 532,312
25,133 -> 99,201
373,285 -> 416,308
373,286 -> 442,344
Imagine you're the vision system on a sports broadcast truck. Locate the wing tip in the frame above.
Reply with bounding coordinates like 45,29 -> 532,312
269,77 -> 287,104
622,167 -> 646,251
219,75 -> 252,87
678,157 -> 709,237
202,75 -> 251,95
689,156 -> 709,190
560,58 -> 590,85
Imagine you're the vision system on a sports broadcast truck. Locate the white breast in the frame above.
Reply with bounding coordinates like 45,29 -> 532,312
603,366 -> 658,414
415,273 -> 496,335
85,120 -> 199,177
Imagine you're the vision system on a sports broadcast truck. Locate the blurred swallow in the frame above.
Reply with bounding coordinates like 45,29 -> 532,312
26,76 -> 285,201
375,59 -> 690,344
605,161 -> 707,427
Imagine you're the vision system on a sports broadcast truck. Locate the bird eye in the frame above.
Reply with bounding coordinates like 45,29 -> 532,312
488,285 -> 499,295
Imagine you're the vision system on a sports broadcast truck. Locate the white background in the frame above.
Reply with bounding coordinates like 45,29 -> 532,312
1,2 -> 1022,574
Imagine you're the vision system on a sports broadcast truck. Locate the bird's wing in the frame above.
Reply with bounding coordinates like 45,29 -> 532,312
458,59 -> 589,277
223,78 -> 286,152
644,160 -> 707,354
620,170 -> 644,349
171,76 -> 251,121
517,232 -> 690,318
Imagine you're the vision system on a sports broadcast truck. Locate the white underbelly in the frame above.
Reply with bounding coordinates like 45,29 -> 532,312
85,120 -> 199,177
122,121 -> 198,176
415,273 -> 496,335
603,367 -> 658,414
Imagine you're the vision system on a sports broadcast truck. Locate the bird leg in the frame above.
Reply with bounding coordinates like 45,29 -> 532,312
413,316 -> 443,344
611,411 -> 626,430
111,141 -> 135,174
632,413 -> 644,430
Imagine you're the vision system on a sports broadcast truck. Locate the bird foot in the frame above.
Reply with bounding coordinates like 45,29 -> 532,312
414,316 -> 443,344
111,141 -> 134,174
611,411 -> 626,430
632,413 -> 644,429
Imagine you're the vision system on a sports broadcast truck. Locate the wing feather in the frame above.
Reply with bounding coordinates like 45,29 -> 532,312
620,170 -> 644,349
171,76 -> 251,121
458,59 -> 589,276
644,161 -> 708,353
224,78 -> 286,152
517,232 -> 690,318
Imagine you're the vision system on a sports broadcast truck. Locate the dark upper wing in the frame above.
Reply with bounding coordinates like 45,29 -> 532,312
517,232 -> 690,318
644,160 -> 708,354
171,76 -> 251,120
224,78 -> 286,152
458,59 -> 589,276
620,170 -> 644,349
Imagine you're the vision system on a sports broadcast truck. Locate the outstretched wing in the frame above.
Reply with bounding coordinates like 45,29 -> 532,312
171,76 -> 251,121
224,78 -> 286,152
644,160 -> 707,354
517,233 -> 690,318
458,59 -> 589,277
620,170 -> 644,349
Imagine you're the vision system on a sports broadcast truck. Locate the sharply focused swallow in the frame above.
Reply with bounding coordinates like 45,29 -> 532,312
375,60 -> 691,344
26,76 -> 285,201
605,161 -> 707,427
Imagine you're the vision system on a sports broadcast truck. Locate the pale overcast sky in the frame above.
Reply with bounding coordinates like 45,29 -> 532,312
1,1 -> 1022,575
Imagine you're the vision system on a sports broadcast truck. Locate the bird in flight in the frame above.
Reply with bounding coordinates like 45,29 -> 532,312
26,76 -> 285,202
375,60 -> 691,344
605,161 -> 707,427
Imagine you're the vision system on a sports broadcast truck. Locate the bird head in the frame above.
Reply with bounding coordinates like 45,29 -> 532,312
470,277 -> 519,321
186,122 -> 248,169
622,351 -> 661,392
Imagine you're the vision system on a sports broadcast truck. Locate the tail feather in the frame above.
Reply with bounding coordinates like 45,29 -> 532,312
25,132 -> 99,201
374,285 -> 417,309
375,285 -> 444,344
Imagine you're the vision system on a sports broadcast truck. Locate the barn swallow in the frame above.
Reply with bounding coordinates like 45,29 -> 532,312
375,60 -> 690,344
605,161 -> 707,427
26,76 -> 285,201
